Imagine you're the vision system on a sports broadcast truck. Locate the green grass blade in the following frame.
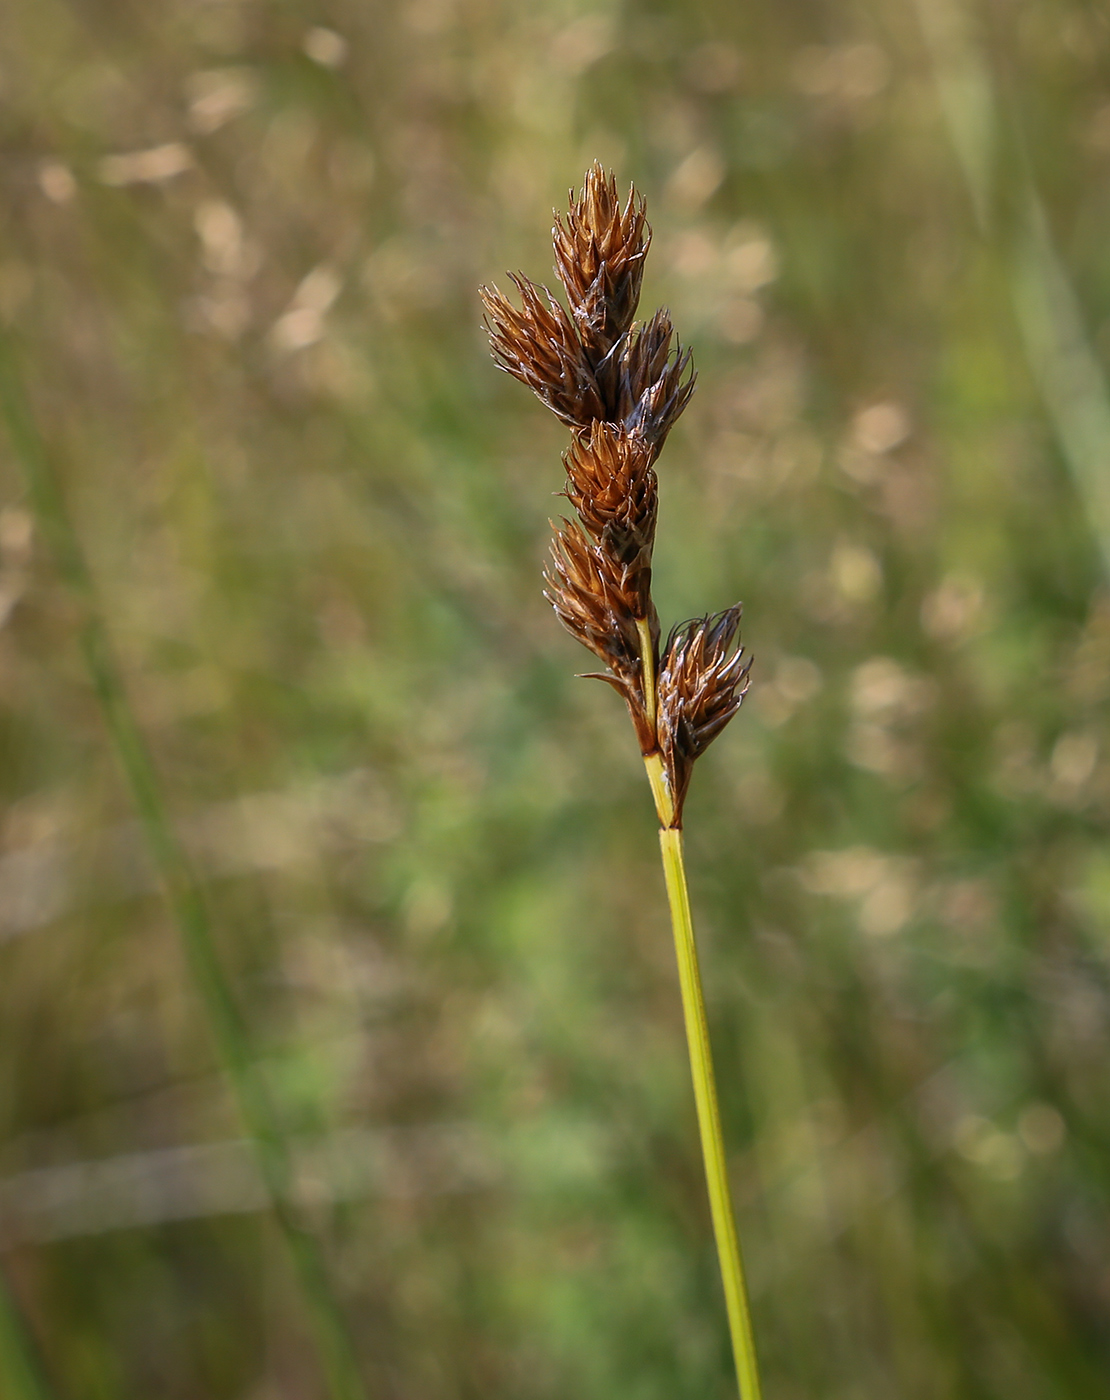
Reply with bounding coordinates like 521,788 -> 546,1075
0,1269 -> 57,1400
0,334 -> 369,1400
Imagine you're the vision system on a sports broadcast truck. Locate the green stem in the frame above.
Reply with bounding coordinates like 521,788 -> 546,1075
0,1267 -> 56,1400
642,751 -> 675,829
0,337 -> 368,1400
658,826 -> 762,1400
636,617 -> 657,728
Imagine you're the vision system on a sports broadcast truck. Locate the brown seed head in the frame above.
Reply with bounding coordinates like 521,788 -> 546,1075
562,421 -> 657,580
657,607 -> 752,825
553,162 -> 651,363
614,309 -> 696,446
543,518 -> 659,752
483,167 -> 749,811
480,274 -> 605,428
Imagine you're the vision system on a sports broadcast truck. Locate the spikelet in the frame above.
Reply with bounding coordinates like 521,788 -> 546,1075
615,310 -> 696,447
480,274 -> 605,428
543,519 -> 658,753
657,609 -> 753,823
562,423 -> 656,580
553,162 -> 651,363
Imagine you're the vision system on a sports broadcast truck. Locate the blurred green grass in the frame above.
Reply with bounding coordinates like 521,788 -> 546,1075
2,1 -> 1110,1396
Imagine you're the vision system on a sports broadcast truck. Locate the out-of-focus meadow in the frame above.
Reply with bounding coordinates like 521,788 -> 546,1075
2,0 -> 1110,1396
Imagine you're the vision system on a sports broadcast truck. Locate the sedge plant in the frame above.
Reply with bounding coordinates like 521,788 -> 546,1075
481,167 -> 761,1399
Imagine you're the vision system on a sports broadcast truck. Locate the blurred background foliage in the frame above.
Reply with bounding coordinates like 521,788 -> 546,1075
1,0 -> 1110,1396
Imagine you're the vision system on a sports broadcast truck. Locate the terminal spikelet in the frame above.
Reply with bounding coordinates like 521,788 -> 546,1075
553,161 -> 651,364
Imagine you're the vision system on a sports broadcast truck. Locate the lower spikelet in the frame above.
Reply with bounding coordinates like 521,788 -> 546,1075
657,609 -> 752,824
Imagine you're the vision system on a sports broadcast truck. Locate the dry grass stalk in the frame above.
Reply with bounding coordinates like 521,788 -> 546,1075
481,166 -> 761,1398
